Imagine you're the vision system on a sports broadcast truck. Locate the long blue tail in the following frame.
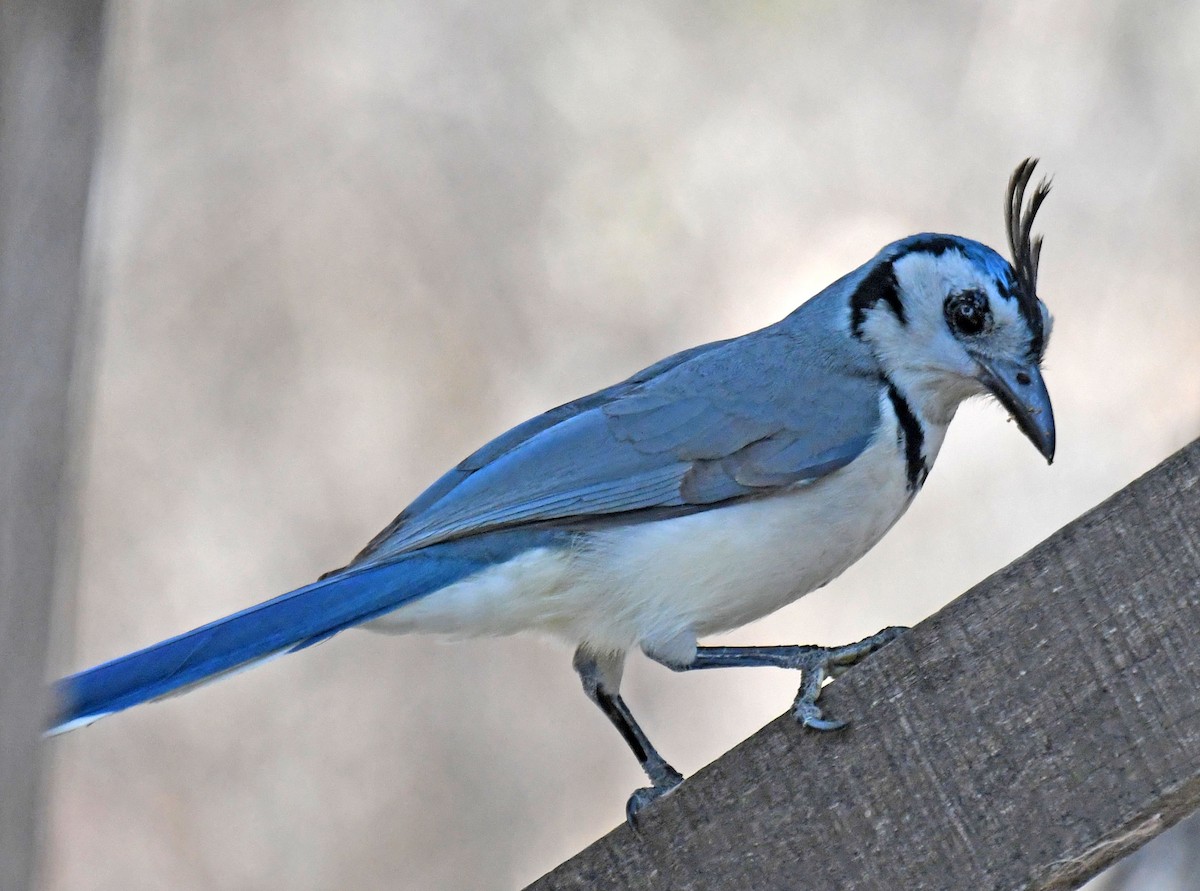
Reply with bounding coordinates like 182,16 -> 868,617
50,533 -> 542,734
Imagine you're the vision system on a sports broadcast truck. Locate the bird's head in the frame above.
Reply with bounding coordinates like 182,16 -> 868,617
850,160 -> 1055,463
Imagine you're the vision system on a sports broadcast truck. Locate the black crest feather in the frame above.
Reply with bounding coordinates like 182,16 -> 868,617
1005,158 -> 1052,356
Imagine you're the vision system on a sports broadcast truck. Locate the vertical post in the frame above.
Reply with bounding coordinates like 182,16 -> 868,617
0,2 -> 106,888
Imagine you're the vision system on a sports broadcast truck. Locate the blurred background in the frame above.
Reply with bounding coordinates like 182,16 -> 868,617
41,1 -> 1200,889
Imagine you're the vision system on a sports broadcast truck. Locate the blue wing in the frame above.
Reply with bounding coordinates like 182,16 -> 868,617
352,298 -> 883,564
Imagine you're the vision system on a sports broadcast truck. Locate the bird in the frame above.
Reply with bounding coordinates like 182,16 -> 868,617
52,159 -> 1055,823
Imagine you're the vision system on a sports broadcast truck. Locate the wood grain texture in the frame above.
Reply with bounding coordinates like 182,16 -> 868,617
0,3 -> 105,889
528,438 -> 1200,891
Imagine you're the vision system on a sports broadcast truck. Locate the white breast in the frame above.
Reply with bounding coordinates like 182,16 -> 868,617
368,392 -> 947,656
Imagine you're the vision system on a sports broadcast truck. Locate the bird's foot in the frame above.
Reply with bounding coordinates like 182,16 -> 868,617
791,626 -> 908,731
625,766 -> 684,828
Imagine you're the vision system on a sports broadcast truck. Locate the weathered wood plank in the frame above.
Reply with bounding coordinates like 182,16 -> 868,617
0,3 -> 106,889
528,438 -> 1200,890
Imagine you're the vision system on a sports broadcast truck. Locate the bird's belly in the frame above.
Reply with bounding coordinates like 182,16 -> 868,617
568,431 -> 916,649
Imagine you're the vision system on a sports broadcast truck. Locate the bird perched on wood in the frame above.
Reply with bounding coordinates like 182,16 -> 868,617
53,160 -> 1055,823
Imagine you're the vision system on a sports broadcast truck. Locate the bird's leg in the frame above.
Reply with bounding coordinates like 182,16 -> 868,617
573,647 -> 683,825
646,626 -> 907,731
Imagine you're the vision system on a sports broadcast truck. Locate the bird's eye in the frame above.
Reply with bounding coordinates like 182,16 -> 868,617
944,290 -> 990,336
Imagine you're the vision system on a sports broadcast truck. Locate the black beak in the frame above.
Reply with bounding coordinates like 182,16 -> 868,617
973,355 -> 1056,463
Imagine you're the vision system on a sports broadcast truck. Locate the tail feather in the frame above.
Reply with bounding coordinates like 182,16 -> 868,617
50,542 -> 492,734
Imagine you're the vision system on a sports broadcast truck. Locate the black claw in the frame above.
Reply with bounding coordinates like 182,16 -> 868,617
625,776 -> 681,828
794,687 -> 848,731
625,788 -> 654,828
800,713 -> 848,732
790,626 -> 908,730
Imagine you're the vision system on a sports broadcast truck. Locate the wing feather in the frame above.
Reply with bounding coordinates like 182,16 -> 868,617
352,299 -> 883,565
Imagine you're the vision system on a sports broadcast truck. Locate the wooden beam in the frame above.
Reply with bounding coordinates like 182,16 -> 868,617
528,438 -> 1200,890
0,2 -> 106,889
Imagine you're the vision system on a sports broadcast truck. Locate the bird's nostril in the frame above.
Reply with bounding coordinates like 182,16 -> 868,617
1016,371 -> 1032,386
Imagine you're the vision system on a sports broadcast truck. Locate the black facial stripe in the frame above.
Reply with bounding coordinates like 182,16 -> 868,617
992,269 -> 1044,360
850,262 -> 903,337
885,381 -> 927,492
1021,288 -> 1045,360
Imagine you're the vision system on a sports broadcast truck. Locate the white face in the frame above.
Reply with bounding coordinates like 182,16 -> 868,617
856,248 -> 1050,424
